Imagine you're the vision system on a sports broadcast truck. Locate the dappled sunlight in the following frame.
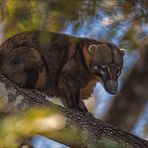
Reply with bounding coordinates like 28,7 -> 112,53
34,114 -> 66,132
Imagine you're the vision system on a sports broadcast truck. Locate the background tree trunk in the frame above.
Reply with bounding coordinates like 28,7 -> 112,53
104,38 -> 148,131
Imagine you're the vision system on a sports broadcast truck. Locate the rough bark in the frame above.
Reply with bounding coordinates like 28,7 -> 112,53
104,38 -> 148,131
0,74 -> 148,148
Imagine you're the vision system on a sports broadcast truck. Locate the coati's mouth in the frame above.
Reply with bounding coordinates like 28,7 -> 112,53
104,80 -> 118,95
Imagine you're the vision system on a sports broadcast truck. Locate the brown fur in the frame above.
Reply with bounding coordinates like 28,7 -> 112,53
80,76 -> 97,100
35,65 -> 47,90
0,30 -> 124,111
82,45 -> 91,69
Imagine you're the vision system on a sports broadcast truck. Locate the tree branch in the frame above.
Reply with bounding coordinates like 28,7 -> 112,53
0,74 -> 148,148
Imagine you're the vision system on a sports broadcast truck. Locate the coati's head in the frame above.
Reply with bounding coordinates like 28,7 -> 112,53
83,41 -> 125,95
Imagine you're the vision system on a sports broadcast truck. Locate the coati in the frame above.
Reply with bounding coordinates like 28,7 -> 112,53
0,30 -> 125,111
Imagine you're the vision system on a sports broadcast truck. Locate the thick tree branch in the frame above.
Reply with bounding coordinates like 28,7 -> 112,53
0,74 -> 148,148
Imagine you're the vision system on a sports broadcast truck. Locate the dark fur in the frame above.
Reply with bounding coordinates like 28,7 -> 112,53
0,30 -> 124,111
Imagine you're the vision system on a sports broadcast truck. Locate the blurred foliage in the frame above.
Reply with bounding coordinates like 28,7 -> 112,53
0,107 -> 66,147
0,0 -> 147,49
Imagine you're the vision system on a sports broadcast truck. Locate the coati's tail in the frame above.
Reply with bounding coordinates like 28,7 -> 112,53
0,46 -> 47,90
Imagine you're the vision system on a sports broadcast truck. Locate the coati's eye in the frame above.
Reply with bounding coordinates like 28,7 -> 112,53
116,67 -> 121,77
100,69 -> 105,75
93,63 -> 101,74
100,65 -> 107,75
94,65 -> 98,70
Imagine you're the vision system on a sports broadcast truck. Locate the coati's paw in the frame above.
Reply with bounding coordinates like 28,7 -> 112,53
78,107 -> 93,117
78,105 -> 88,112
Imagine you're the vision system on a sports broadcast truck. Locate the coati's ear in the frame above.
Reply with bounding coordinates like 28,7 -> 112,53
120,48 -> 126,56
82,44 -> 98,69
88,44 -> 98,53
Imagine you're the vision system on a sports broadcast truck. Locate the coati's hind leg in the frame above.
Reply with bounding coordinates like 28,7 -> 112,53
0,46 -> 47,90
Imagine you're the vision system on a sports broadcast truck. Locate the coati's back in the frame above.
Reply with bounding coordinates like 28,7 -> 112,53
0,30 -> 75,64
0,31 -> 77,90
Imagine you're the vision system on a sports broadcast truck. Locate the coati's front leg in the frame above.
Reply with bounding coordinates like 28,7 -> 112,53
58,73 -> 88,111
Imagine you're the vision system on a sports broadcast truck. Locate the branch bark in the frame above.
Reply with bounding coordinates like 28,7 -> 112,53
0,74 -> 148,148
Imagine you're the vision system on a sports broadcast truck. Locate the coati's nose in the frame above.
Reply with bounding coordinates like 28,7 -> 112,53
105,80 -> 118,95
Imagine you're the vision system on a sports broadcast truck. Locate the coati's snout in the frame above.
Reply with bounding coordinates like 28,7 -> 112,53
105,81 -> 117,94
87,43 -> 125,95
104,79 -> 118,95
